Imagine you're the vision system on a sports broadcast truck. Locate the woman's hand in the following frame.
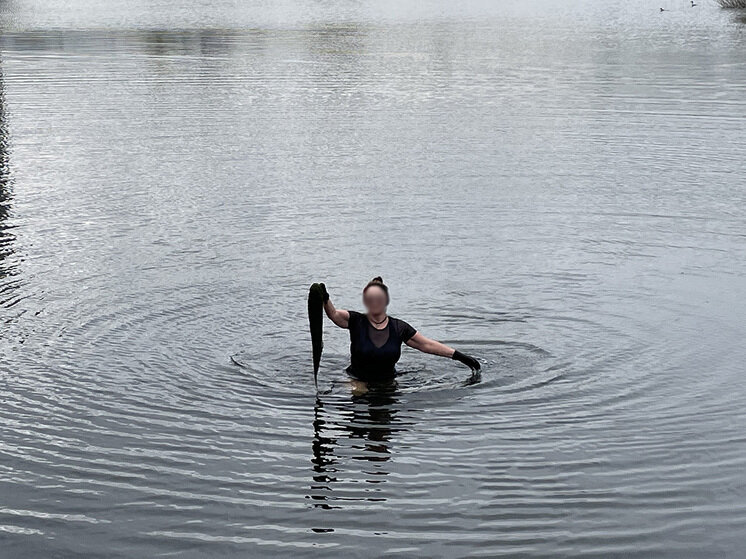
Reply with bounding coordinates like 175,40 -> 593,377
452,350 -> 481,371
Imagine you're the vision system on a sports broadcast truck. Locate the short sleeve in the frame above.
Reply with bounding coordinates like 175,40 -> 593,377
396,318 -> 417,343
346,310 -> 363,329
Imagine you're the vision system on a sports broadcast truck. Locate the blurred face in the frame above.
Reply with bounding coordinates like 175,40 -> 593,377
363,285 -> 388,315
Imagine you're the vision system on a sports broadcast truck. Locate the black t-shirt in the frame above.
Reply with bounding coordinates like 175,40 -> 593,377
344,310 -> 417,382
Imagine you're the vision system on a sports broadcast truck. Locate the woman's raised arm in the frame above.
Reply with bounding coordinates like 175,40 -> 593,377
320,284 -> 350,328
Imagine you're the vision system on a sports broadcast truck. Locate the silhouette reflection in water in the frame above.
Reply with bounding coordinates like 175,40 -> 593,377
0,53 -> 16,285
308,380 -> 404,522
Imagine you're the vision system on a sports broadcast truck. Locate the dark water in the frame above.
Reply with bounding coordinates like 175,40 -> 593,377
1,0 -> 746,557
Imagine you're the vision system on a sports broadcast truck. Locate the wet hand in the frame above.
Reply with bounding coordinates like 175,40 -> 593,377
452,349 -> 481,371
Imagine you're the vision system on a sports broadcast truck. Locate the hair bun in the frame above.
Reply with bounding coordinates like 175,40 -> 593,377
363,276 -> 390,303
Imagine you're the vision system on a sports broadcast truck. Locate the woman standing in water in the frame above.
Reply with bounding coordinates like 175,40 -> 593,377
320,277 -> 480,389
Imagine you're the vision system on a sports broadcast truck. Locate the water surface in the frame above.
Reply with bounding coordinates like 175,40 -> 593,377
1,0 -> 745,557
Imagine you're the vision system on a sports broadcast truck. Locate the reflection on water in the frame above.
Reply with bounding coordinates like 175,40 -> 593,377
0,0 -> 746,556
309,387 -> 399,517
0,54 -> 16,300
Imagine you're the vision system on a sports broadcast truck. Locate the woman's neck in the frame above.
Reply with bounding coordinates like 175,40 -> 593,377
368,311 -> 388,325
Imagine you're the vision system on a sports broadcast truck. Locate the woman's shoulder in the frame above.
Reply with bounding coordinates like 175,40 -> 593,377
347,310 -> 364,322
389,316 -> 417,339
343,310 -> 363,331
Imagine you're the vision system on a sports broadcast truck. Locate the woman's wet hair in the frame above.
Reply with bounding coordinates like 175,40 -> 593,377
363,276 -> 389,304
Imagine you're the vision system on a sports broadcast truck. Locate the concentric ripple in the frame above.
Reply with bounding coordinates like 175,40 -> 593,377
1,0 -> 746,557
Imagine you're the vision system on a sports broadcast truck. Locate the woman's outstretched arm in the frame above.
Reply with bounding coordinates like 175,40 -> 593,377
320,284 -> 350,328
406,332 -> 481,370
405,332 -> 454,357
